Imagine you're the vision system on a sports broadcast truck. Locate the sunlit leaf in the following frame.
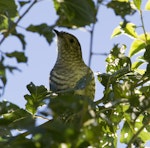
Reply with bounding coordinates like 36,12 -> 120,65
131,59 -> 145,74
24,82 -> 48,115
134,69 -> 145,75
0,14 -> 8,33
111,26 -> 122,38
131,61 -> 144,70
133,0 -> 141,10
111,22 -> 138,39
121,22 -> 138,38
145,0 -> 150,10
129,33 -> 150,57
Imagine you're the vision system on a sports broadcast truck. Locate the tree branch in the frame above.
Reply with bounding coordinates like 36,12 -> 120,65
0,0 -> 37,45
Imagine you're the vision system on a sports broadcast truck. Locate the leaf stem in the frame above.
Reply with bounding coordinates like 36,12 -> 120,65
34,114 -> 50,121
139,10 -> 147,44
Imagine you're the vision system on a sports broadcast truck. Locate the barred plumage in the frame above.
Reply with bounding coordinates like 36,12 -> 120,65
49,30 -> 95,100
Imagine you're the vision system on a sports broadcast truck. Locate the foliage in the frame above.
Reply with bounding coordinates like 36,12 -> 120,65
0,0 -> 150,147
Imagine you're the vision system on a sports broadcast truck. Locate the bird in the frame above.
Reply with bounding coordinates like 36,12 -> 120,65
49,30 -> 95,100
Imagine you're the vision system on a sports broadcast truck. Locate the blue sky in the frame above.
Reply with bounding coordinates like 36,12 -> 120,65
1,0 -> 150,147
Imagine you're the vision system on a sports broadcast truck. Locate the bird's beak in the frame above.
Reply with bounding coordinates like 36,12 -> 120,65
53,29 -> 60,36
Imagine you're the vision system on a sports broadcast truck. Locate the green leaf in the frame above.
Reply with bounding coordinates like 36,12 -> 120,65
0,126 -> 12,138
5,65 -> 21,73
24,82 -> 48,115
135,115 -> 150,142
18,0 -> 31,7
53,0 -> 97,27
0,59 -> 7,96
111,26 -> 122,38
121,22 -> 138,38
105,44 -> 131,74
144,45 -> 150,62
131,61 -> 144,70
0,100 -> 20,115
143,113 -> 150,132
145,63 -> 150,76
0,101 -> 34,131
107,1 -> 136,19
140,86 -> 150,96
145,0 -> 150,10
0,109 -> 34,129
0,0 -> 18,19
27,24 -> 54,44
134,69 -> 145,75
112,22 -> 138,38
120,121 -> 133,143
0,14 -> 8,33
113,81 -> 132,98
50,93 -> 89,116
129,33 -> 150,57
98,73 -> 111,87
133,0 -> 141,10
6,51 -> 27,63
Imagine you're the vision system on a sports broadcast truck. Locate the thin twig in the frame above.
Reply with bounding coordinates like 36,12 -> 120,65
88,24 -> 95,67
0,0 -> 37,45
92,52 -> 109,56
140,10 -> 147,43
88,0 -> 100,67
34,114 -> 50,121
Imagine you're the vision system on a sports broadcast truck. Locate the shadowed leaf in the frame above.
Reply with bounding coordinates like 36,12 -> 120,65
6,51 -> 27,63
27,24 -> 54,44
53,0 -> 97,27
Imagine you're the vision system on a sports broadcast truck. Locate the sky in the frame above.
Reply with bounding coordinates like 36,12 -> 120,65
1,0 -> 150,147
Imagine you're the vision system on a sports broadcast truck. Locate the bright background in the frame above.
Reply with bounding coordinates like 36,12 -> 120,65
1,0 -> 150,147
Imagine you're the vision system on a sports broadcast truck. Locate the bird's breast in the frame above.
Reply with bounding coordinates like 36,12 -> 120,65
49,62 -> 95,99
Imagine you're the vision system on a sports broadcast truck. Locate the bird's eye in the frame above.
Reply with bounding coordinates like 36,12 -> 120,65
69,38 -> 74,43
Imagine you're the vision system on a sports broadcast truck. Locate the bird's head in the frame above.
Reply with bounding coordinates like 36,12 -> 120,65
53,30 -> 83,61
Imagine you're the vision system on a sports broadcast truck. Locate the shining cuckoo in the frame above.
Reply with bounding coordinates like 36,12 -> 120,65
50,30 -> 95,100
